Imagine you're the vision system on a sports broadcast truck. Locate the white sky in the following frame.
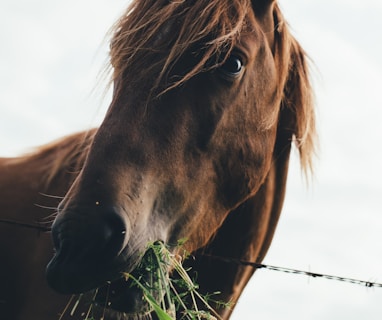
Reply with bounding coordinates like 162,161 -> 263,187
1,1 -> 382,319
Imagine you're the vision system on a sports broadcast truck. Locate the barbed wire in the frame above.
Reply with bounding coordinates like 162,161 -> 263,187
203,254 -> 382,288
1,219 -> 381,289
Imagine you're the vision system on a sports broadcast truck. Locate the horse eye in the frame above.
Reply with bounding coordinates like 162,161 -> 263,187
219,55 -> 244,78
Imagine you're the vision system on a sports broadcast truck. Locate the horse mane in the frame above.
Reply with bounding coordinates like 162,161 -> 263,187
109,1 -> 316,174
284,39 -> 316,175
273,5 -> 316,174
14,129 -> 96,187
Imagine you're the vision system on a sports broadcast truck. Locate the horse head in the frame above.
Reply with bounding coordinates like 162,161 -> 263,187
46,0 -> 315,317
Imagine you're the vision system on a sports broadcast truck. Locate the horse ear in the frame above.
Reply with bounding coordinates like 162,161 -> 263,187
252,0 -> 277,14
252,0 -> 277,46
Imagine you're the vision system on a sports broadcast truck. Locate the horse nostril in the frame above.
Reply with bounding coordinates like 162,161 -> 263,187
101,212 -> 128,258
46,206 -> 130,294
50,206 -> 129,263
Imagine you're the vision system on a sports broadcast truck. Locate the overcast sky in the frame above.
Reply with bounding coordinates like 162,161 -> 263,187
1,1 -> 382,319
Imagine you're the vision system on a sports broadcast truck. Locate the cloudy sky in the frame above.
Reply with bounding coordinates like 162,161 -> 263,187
1,1 -> 382,319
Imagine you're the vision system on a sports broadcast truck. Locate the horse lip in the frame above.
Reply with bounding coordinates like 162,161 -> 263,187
94,246 -> 166,315
46,260 -> 153,316
45,255 -> 108,294
45,248 -> 134,294
94,276 -> 152,315
46,246 -> 165,315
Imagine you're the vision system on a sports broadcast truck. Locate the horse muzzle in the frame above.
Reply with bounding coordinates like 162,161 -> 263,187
46,205 -> 131,294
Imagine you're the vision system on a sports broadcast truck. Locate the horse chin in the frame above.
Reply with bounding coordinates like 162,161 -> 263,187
92,247 -> 164,317
94,277 -> 153,316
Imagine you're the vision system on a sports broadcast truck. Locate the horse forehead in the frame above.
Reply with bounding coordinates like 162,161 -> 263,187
244,7 -> 274,44
152,5 -> 262,48
150,17 -> 177,47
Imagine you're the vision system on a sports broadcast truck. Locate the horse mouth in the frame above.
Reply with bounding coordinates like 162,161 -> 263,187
87,245 -> 168,317
93,276 -> 153,316
49,243 -> 181,318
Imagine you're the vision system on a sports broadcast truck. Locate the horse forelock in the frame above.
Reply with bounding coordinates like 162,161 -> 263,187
108,0 -> 253,96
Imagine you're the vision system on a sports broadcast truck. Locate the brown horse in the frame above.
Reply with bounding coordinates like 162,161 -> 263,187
0,0 -> 315,319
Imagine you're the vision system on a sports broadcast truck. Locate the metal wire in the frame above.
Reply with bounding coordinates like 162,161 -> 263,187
202,254 -> 382,288
1,219 -> 380,289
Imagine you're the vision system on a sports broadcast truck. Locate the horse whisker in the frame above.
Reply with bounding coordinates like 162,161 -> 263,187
41,212 -> 58,221
101,282 -> 111,319
70,294 -> 83,316
58,295 -> 75,320
34,203 -> 58,211
38,192 -> 65,199
38,220 -> 55,227
84,289 -> 99,319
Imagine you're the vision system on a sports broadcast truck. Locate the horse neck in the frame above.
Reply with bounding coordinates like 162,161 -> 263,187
0,131 -> 93,224
188,142 -> 291,319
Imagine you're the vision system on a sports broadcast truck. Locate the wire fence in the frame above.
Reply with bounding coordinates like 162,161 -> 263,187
203,254 -> 382,289
1,218 -> 381,289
